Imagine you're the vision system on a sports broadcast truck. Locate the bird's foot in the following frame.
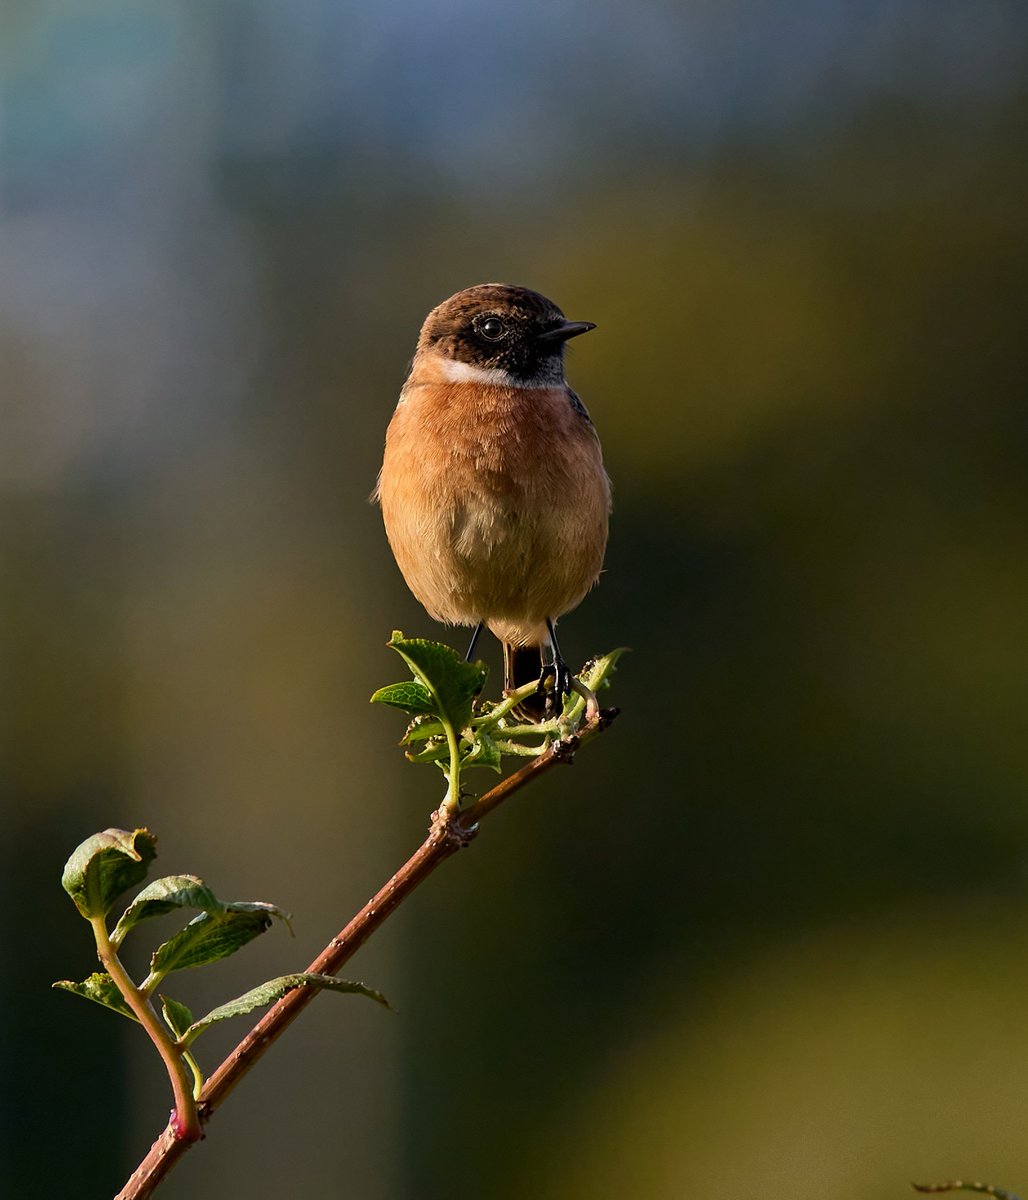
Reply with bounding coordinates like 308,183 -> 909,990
537,654 -> 573,717
535,659 -> 600,723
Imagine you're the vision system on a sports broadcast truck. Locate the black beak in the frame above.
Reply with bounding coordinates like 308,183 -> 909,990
536,320 -> 596,344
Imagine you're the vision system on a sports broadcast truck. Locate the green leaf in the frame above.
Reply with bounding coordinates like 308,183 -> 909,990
110,874 -> 219,948
400,715 -> 447,745
405,743 -> 450,765
386,632 -> 486,734
159,994 -> 195,1039
61,828 -> 158,919
53,972 -> 138,1022
580,646 -> 628,694
147,902 -> 290,983
182,972 -> 390,1045
369,680 -> 437,715
463,732 -> 503,773
374,636 -> 623,800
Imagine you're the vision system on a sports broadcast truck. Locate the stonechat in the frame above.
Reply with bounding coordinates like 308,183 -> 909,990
374,283 -> 610,719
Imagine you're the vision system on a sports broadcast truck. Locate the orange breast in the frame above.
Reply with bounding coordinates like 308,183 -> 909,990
377,380 -> 610,645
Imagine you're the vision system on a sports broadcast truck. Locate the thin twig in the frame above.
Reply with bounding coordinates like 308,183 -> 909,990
913,1183 -> 1022,1200
115,706 -> 619,1200
90,917 -> 202,1143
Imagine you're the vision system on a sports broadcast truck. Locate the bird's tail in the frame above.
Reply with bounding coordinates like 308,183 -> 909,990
502,642 -> 548,723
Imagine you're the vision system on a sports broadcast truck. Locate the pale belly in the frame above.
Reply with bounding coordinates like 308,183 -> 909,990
384,483 -> 606,645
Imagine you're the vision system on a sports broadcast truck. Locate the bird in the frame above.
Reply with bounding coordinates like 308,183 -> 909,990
374,283 -> 610,720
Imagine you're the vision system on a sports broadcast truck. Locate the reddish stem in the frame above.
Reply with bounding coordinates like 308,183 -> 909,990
115,707 -> 618,1200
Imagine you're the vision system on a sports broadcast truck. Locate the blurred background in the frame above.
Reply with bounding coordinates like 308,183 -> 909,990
3,2 -> 1028,1197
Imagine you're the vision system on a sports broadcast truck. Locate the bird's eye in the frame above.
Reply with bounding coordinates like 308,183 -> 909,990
478,316 -> 506,340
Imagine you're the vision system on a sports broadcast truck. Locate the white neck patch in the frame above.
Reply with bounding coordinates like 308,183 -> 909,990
434,357 -> 565,389
437,359 -> 516,385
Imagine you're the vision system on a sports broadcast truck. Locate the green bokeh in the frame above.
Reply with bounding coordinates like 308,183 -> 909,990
3,4 -> 1028,1198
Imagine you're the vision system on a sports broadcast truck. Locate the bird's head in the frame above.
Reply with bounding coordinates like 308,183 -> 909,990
414,283 -> 595,386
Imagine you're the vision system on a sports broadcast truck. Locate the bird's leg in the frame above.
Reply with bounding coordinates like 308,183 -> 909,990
540,620 -> 571,711
537,619 -> 575,717
534,645 -> 557,714
464,622 -> 484,662
543,618 -> 599,721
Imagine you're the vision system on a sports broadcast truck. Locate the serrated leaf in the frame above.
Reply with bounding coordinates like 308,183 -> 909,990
182,972 -> 390,1044
581,647 -> 628,694
404,739 -> 450,764
61,828 -> 157,919
160,994 -> 195,1039
400,715 -> 447,745
386,633 -> 486,734
53,972 -> 138,1022
111,874 -> 220,948
369,680 -> 436,715
147,902 -> 290,982
463,732 -> 503,773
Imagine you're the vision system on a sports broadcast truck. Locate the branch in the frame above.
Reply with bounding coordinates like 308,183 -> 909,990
913,1184 -> 1022,1199
90,916 -> 202,1144
115,705 -> 619,1200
